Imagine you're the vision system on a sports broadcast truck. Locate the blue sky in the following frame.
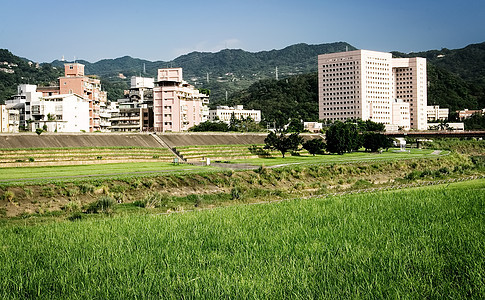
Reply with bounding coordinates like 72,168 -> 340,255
0,0 -> 484,63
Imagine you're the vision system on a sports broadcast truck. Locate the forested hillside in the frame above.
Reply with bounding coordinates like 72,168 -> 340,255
0,50 -> 61,103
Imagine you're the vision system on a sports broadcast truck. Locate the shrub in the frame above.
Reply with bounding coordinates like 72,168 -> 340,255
68,212 -> 83,221
231,187 -> 243,200
2,191 -> 15,202
78,183 -> 95,194
41,187 -> 56,198
86,196 -> 115,214
28,157 -> 35,162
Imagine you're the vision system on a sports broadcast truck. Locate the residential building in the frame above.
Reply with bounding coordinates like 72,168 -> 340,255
318,49 -> 427,130
456,108 -> 485,120
5,84 -> 43,129
209,105 -> 261,124
427,105 -> 449,121
152,68 -> 208,132
58,63 -> 107,132
1,104 -> 20,133
30,94 -> 90,132
110,76 -> 155,132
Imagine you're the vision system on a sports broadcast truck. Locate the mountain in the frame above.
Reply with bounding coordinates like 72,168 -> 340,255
2,41 -> 485,114
49,42 -> 356,102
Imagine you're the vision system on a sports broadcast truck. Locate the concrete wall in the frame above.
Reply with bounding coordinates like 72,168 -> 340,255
0,132 -> 322,149
0,133 -> 162,149
159,133 -> 268,147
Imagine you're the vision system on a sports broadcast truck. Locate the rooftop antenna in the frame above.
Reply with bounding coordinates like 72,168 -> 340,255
346,45 -> 348,52
143,63 -> 146,74
61,55 -> 65,62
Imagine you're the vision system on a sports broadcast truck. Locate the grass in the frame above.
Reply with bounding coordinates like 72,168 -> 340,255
232,148 -> 444,166
0,180 -> 483,298
0,162 -> 211,183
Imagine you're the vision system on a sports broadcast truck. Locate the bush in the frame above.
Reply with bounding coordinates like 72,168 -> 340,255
86,196 -> 115,214
28,157 -> 35,162
78,183 -> 95,194
2,191 -> 15,202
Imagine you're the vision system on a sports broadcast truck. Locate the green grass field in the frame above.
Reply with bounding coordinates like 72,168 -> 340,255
232,148 -> 445,166
0,162 -> 209,183
0,148 -> 446,184
0,180 -> 483,299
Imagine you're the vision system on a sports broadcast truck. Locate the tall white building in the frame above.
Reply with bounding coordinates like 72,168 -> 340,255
318,49 -> 427,130
5,84 -> 43,129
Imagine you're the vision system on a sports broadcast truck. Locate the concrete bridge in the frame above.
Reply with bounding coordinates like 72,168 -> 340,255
384,131 -> 485,139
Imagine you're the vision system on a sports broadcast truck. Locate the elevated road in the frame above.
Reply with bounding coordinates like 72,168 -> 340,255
384,131 -> 485,139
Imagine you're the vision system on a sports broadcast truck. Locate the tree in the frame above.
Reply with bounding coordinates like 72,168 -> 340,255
362,132 -> 394,152
302,138 -> 325,156
189,121 -> 228,132
264,132 -> 303,158
356,119 -> 385,132
325,121 -> 361,155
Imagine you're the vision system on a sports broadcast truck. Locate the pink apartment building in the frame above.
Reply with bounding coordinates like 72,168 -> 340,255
153,68 -> 206,132
58,63 -> 107,132
36,63 -> 107,132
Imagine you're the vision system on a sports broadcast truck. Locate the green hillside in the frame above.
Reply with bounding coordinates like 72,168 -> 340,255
0,49 -> 61,104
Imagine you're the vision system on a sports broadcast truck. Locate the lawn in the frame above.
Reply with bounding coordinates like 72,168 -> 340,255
0,180 -> 483,299
232,148 -> 446,166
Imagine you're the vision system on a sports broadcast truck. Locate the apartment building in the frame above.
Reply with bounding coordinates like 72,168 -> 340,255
5,84 -> 43,129
152,68 -> 208,132
209,105 -> 261,124
59,63 -> 107,132
0,104 -> 20,133
30,94 -> 90,132
318,49 -> 427,130
427,105 -> 449,121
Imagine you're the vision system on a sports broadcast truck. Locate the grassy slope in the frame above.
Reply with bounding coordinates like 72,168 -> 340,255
0,180 -> 483,299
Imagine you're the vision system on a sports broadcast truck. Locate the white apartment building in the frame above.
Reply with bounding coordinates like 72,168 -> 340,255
209,105 -> 261,124
5,84 -> 43,129
30,94 -> 90,132
318,49 -> 427,130
0,104 -> 20,133
427,105 -> 449,121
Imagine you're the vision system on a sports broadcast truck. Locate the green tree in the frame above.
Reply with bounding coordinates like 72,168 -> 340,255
362,132 -> 394,152
188,121 -> 228,132
325,121 -> 361,155
302,138 -> 326,156
264,132 -> 303,158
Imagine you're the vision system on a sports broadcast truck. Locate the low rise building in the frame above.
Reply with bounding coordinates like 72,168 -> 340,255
303,122 -> 323,133
209,105 -> 261,124
0,104 -> 20,133
5,84 -> 43,129
427,105 -> 449,121
427,122 -> 464,131
456,108 -> 485,120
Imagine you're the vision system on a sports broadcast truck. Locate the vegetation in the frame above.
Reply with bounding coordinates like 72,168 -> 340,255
325,121 -> 360,155
302,138 -> 325,155
264,132 -> 303,158
0,180 -> 484,298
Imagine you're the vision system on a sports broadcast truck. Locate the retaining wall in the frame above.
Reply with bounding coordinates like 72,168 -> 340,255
0,132 -> 323,149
